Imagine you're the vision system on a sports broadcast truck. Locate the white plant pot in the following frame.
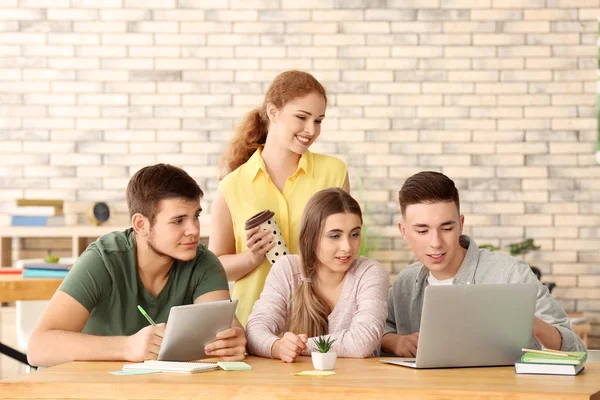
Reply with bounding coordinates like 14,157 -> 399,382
311,351 -> 337,371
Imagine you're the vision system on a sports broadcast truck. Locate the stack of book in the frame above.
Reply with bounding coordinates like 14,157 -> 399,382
515,348 -> 587,376
0,199 -> 65,227
22,261 -> 73,278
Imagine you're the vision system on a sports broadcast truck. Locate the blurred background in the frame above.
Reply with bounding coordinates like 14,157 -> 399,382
0,0 -> 599,376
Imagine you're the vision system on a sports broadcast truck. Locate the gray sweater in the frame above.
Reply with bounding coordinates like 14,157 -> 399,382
385,235 -> 586,353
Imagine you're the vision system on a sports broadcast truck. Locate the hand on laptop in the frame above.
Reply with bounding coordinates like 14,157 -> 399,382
125,323 -> 166,361
271,332 -> 308,363
204,326 -> 247,361
393,332 -> 419,357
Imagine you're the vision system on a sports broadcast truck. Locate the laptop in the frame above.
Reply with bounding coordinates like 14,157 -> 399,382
158,299 -> 238,361
381,283 -> 537,369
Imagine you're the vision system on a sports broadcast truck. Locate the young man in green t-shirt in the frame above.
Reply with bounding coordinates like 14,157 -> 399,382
28,164 -> 246,367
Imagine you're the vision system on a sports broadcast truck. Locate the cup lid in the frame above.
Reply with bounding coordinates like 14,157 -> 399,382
245,209 -> 275,230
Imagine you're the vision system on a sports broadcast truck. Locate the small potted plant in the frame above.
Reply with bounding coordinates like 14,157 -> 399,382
311,336 -> 336,371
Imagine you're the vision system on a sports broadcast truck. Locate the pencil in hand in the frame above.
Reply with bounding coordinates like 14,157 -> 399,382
137,305 -> 156,326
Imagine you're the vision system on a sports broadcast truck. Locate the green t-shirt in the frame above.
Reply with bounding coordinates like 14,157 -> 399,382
58,228 -> 229,336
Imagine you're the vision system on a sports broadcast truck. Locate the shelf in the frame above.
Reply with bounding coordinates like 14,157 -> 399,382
0,226 -> 130,267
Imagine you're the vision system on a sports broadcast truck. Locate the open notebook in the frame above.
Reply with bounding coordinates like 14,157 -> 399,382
123,360 -> 219,374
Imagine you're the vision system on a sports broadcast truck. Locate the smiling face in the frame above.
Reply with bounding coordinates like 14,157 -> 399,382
144,197 -> 202,262
267,92 -> 326,155
315,212 -> 362,277
399,201 -> 466,280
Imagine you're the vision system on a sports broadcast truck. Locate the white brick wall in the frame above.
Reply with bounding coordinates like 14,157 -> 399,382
0,0 -> 599,346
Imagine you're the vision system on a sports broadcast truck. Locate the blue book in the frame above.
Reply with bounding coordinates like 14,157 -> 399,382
23,263 -> 72,271
22,269 -> 69,278
11,215 -> 48,226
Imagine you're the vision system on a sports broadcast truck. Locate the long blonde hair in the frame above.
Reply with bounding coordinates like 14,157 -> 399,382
219,70 -> 327,179
288,188 -> 363,337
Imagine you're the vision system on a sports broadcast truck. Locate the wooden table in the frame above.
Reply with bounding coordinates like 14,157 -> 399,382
1,357 -> 599,400
0,270 -> 62,302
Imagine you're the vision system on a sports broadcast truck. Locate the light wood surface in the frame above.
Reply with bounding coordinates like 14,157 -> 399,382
1,356 -> 599,400
0,271 -> 62,302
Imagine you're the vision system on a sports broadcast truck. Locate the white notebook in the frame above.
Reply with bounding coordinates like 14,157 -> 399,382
122,360 -> 219,374
514,362 -> 584,376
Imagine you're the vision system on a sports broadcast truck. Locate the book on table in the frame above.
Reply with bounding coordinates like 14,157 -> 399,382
515,351 -> 587,376
22,261 -> 73,278
22,269 -> 69,278
514,362 -> 584,376
23,262 -> 73,271
123,360 -> 220,374
122,360 -> 252,374
520,351 -> 587,365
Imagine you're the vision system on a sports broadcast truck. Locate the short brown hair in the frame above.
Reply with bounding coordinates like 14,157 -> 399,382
126,164 -> 203,225
398,171 -> 460,216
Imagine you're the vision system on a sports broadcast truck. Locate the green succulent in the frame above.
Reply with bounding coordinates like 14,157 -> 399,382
312,336 -> 336,353
44,255 -> 59,263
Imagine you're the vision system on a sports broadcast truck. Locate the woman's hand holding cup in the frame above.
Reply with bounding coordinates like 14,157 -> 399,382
245,210 -> 290,267
245,226 -> 276,267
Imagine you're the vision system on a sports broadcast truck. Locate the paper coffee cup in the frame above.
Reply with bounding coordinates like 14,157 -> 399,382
245,210 -> 289,265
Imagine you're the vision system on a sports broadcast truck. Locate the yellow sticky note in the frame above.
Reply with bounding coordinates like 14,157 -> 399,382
293,370 -> 336,376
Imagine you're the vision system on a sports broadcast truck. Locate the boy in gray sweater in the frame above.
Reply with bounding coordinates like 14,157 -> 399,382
381,171 -> 586,357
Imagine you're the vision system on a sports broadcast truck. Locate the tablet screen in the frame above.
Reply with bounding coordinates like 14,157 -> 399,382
158,299 -> 238,362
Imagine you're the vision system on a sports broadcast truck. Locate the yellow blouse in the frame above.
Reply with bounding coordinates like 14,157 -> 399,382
219,148 -> 347,326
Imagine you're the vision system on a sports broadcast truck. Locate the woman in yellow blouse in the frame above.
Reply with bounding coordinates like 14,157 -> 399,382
209,70 -> 349,326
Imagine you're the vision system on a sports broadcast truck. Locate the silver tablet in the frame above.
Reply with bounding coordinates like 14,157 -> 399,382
158,299 -> 238,362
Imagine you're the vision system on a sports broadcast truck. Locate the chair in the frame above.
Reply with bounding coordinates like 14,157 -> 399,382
15,300 -> 47,355
15,257 -> 76,371
530,266 -> 556,294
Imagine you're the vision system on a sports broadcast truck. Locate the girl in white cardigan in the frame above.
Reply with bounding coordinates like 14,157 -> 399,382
246,188 -> 389,362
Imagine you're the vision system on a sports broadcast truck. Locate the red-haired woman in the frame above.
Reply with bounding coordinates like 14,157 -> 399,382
209,71 -> 349,326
